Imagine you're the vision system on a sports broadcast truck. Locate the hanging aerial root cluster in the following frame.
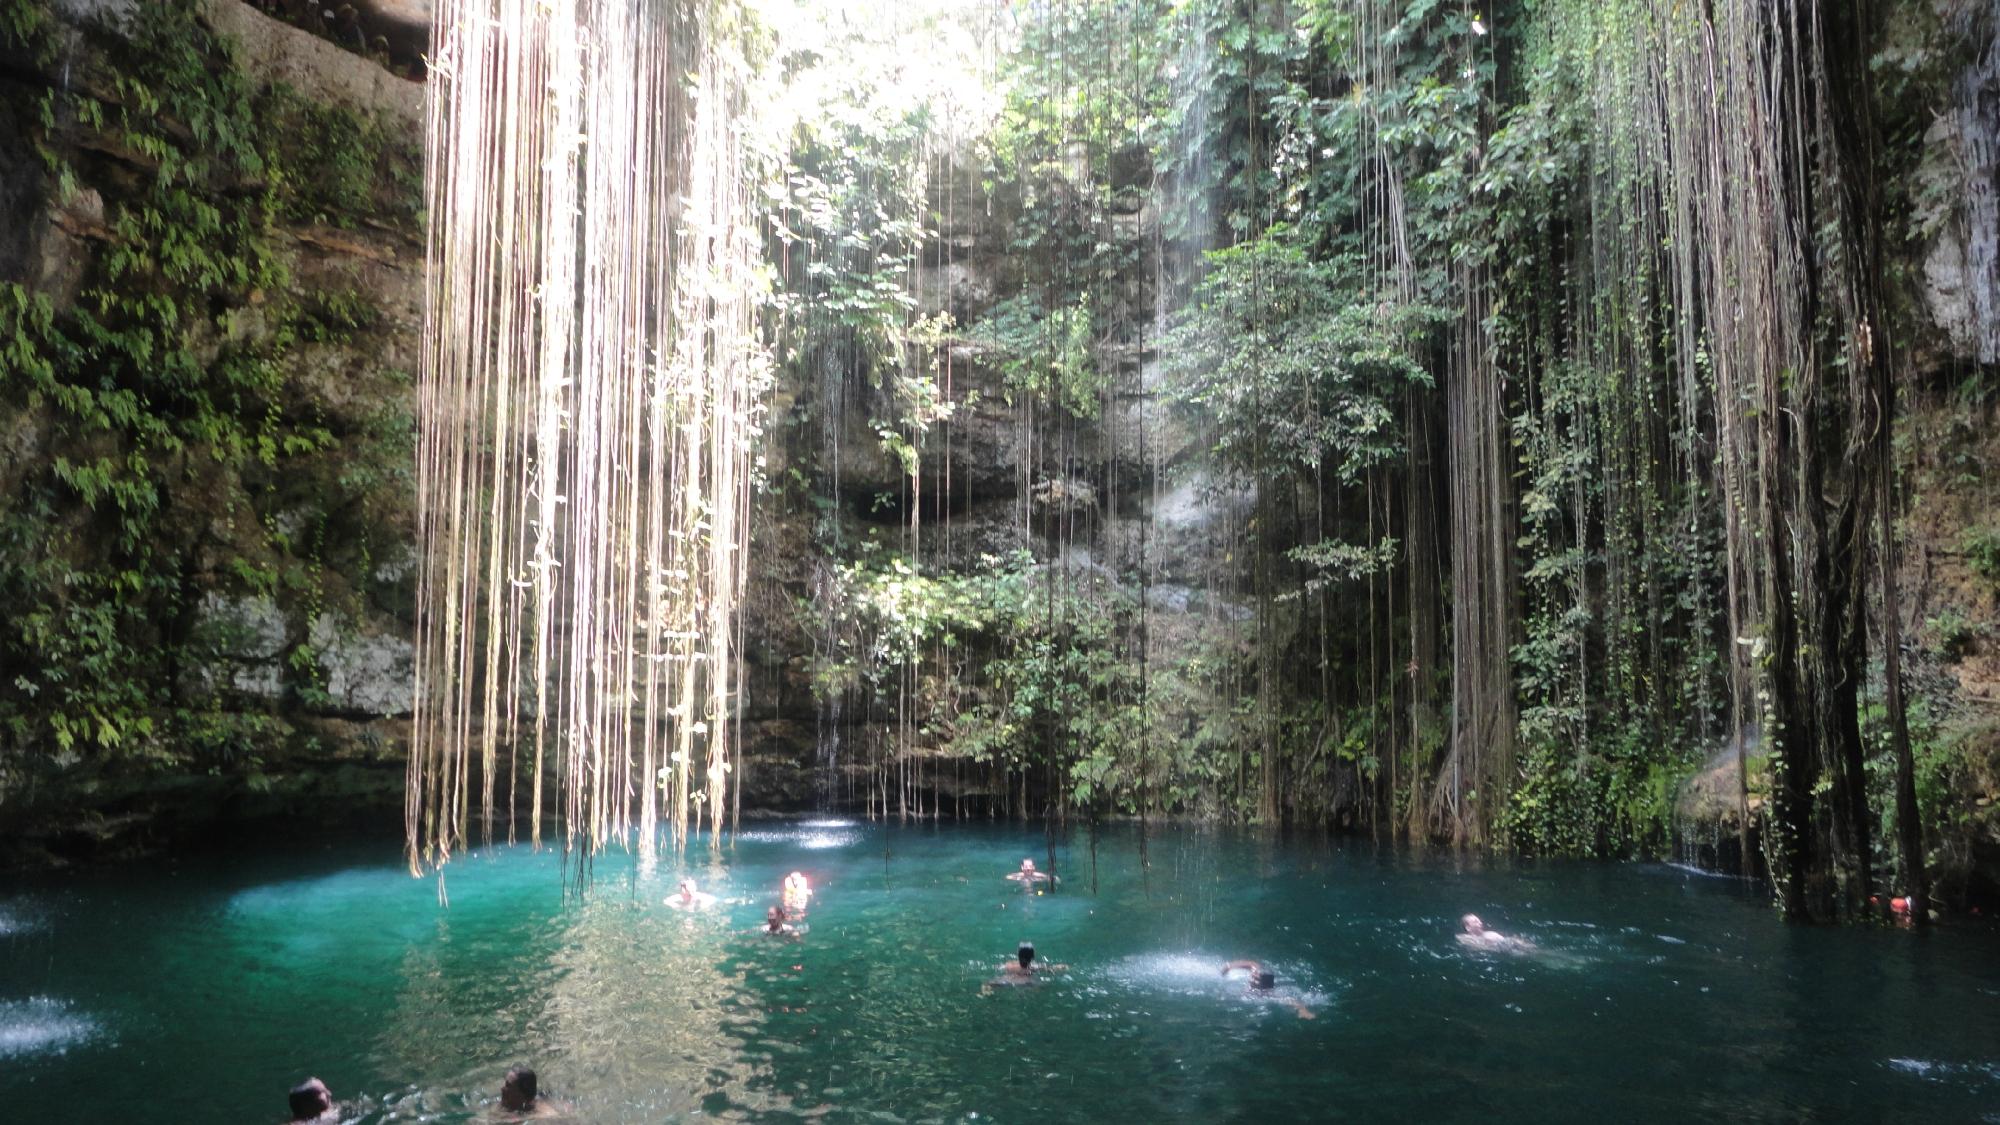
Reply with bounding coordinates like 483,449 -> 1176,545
1487,0 -> 1925,913
408,0 -> 767,875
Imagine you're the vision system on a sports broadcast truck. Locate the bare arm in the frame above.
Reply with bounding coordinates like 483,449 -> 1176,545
1221,959 -> 1263,975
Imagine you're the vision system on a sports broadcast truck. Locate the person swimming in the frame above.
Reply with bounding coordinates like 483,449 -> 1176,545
781,871 -> 812,915
666,878 -> 717,910
1005,858 -> 1056,887
1456,913 -> 1536,954
501,1066 -> 538,1113
762,905 -> 802,937
287,1077 -> 338,1123
1220,959 -> 1315,1018
496,1064 -> 573,1119
982,941 -> 1068,994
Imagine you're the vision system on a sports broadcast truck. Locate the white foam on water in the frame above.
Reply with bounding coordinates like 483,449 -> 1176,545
0,998 -> 99,1059
1660,862 -> 1747,881
1107,952 -> 1331,1011
0,899 -> 47,937
735,824 -> 860,849
1109,951 -> 1228,989
1886,1057 -> 2000,1086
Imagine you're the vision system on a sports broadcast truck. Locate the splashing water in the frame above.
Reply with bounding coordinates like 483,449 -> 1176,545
0,999 -> 98,1060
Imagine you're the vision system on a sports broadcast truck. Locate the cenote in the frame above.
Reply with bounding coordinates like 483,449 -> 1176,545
4,823 -> 2000,1123
7,0 -> 2000,1121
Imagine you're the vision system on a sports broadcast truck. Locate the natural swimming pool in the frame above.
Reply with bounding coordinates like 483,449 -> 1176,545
2,821 -> 1998,1122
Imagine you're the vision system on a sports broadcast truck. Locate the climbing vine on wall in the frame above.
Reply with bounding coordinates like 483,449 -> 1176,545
0,0 -> 417,804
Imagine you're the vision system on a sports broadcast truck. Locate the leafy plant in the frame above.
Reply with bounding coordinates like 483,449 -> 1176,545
1964,527 -> 2000,588
1927,608 -> 1980,662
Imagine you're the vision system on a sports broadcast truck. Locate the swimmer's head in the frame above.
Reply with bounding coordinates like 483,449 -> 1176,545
679,879 -> 696,898
1462,913 -> 1485,935
1021,858 -> 1036,872
1250,969 -> 1276,991
767,906 -> 785,930
289,1077 -> 332,1121
1017,941 -> 1035,969
501,1066 -> 538,1111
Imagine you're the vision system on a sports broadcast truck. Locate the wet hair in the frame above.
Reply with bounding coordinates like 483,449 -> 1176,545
288,1077 -> 332,1120
1250,969 -> 1276,991
1017,941 -> 1035,969
502,1066 -> 538,1109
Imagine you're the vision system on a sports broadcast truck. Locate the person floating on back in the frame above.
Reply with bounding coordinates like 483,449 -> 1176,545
1220,959 -> 1315,1018
782,871 -> 812,916
287,1077 -> 338,1123
982,940 -> 1068,994
1005,858 -> 1056,888
1456,913 -> 1536,954
667,878 -> 716,910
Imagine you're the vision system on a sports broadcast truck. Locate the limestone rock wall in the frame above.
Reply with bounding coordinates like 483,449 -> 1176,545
0,0 -> 425,862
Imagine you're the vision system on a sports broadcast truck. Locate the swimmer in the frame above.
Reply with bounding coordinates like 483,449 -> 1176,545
1004,858 -> 1057,887
495,1065 -> 573,1120
1456,913 -> 1536,954
781,871 -> 813,915
287,1077 -> 339,1124
666,878 -> 717,910
761,905 -> 802,937
1220,959 -> 1315,1018
982,941 -> 1068,994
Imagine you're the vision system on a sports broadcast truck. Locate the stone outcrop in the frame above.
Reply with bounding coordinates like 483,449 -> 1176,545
204,0 -> 423,126
1917,3 -> 2000,365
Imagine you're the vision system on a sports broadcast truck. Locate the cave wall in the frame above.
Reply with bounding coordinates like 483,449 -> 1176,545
0,0 -> 424,861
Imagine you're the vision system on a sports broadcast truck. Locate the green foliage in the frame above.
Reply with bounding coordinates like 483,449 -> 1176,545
0,0 -> 418,798
804,543 -> 1257,816
1863,697 -> 1988,845
1926,608 -> 1980,662
259,85 -> 422,230
967,294 -> 1103,417
0,0 -> 55,63
1963,527 -> 2000,588
986,0 -> 1174,187
785,0 -> 1964,852
1503,724 -> 1679,858
1164,231 -> 1438,488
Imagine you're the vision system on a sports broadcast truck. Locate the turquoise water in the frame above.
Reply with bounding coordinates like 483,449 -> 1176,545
3,821 -> 1999,1122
